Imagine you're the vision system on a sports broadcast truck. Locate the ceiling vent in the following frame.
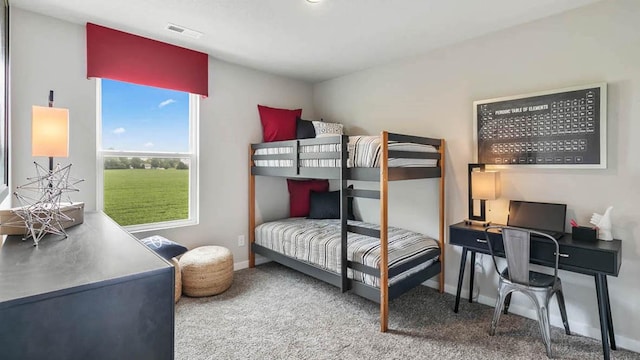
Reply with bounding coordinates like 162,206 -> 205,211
166,23 -> 203,39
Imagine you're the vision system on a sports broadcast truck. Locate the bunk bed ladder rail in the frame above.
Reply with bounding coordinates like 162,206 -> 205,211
438,139 -> 445,294
339,134 -> 349,293
379,131 -> 390,332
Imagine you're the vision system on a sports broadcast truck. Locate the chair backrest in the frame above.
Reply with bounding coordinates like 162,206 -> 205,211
484,226 -> 560,286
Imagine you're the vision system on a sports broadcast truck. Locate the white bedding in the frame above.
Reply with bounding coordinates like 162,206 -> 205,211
253,135 -> 438,168
255,218 -> 440,288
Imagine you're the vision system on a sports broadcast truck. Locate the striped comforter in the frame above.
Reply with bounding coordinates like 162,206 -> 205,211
254,218 -> 440,287
253,135 -> 438,168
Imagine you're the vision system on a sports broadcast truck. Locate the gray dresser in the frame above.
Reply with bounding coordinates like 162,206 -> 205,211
0,211 -> 174,360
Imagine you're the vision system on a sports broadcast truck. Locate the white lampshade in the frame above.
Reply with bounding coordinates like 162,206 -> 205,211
32,105 -> 69,158
471,171 -> 501,200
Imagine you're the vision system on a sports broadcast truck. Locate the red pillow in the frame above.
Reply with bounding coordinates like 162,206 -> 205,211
287,179 -> 329,217
257,105 -> 302,142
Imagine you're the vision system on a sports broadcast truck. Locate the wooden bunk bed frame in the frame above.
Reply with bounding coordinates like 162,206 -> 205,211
248,131 -> 445,332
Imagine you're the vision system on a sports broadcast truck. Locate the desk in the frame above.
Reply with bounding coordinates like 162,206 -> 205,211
449,221 -> 622,360
0,212 -> 175,360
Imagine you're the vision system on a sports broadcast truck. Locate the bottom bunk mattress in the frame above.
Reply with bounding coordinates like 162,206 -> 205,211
254,218 -> 440,288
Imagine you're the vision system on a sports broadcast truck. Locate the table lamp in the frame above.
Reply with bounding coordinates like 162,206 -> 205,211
8,90 -> 82,246
32,91 -> 69,171
466,164 -> 501,226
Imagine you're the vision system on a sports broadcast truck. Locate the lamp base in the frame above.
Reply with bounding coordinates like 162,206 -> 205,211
464,219 -> 492,227
10,162 -> 84,245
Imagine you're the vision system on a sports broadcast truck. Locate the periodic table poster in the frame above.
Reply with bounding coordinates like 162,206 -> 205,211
473,83 -> 607,168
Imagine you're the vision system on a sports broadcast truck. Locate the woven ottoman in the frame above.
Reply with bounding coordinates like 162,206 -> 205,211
170,257 -> 182,303
179,246 -> 233,297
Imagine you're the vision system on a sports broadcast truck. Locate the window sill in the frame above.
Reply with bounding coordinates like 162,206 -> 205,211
124,218 -> 198,234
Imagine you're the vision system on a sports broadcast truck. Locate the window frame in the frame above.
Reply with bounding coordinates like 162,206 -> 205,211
96,78 -> 199,232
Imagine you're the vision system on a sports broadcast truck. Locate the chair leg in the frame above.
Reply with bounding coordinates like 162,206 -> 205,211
533,293 -> 553,358
490,288 -> 509,336
555,289 -> 571,335
503,292 -> 512,314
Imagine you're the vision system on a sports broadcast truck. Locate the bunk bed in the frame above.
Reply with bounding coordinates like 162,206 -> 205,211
248,131 -> 445,332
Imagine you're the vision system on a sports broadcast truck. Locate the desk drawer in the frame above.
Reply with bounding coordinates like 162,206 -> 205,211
450,226 -> 502,253
531,242 -> 618,275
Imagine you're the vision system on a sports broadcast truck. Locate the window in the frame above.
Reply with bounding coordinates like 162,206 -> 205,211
97,79 -> 198,231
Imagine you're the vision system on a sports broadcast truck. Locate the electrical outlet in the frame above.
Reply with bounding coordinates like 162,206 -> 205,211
238,235 -> 246,247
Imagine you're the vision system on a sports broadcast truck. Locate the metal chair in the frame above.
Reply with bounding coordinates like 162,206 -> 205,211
484,226 -> 570,357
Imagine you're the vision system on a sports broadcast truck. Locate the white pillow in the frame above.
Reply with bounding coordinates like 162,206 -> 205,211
312,121 -> 343,138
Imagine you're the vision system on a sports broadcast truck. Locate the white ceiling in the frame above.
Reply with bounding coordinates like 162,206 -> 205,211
11,0 -> 602,83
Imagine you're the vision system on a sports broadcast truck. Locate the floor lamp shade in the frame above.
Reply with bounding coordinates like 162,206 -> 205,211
32,105 -> 69,158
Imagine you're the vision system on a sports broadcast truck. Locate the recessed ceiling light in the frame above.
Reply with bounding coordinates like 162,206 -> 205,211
306,0 -> 321,3
166,23 -> 203,39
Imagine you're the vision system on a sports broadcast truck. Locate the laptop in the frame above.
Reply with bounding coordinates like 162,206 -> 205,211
507,200 -> 566,240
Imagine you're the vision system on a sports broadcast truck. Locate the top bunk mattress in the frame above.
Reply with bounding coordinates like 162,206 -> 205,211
254,218 -> 440,288
254,135 -> 438,168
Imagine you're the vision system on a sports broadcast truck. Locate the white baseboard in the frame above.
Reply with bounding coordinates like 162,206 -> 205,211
438,283 -> 640,353
234,261 -> 249,271
233,256 -> 270,271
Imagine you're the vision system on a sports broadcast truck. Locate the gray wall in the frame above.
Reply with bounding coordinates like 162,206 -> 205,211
313,0 -> 640,352
10,8 -> 315,267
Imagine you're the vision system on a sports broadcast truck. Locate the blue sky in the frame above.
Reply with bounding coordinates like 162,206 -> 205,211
101,79 -> 189,152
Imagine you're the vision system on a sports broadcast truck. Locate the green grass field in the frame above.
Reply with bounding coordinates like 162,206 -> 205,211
103,169 -> 189,226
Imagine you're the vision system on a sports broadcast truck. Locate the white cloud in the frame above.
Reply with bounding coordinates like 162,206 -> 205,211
158,99 -> 176,108
144,142 -> 154,148
113,127 -> 125,134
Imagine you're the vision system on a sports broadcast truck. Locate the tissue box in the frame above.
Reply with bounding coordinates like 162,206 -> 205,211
0,202 -> 84,235
572,225 -> 597,242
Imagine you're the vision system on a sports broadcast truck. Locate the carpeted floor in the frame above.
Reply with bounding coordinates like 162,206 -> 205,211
175,263 -> 639,360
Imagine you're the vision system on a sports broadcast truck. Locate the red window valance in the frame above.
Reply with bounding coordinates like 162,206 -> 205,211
86,23 -> 208,97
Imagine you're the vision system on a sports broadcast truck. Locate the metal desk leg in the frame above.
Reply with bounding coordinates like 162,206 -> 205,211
603,275 -> 617,350
595,274 -> 611,360
469,251 -> 476,303
454,248 -> 468,313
